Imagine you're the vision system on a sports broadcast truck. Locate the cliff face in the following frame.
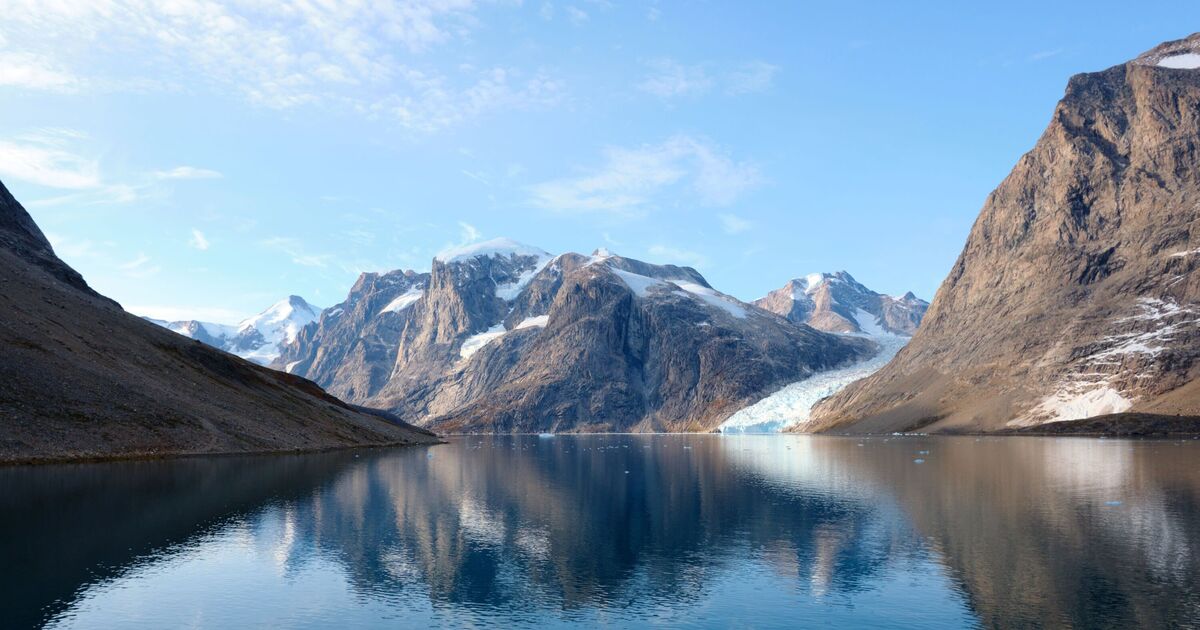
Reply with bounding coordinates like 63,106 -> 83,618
281,246 -> 875,433
810,34 -> 1200,433
0,180 -> 438,463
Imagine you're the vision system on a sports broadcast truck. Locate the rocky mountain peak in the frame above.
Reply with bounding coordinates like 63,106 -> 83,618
756,271 -> 927,336
1131,32 -> 1200,69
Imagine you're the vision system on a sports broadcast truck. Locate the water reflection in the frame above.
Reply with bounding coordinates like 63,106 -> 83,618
3,436 -> 1198,628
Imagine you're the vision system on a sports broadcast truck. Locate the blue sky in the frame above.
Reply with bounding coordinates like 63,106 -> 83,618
0,1 -> 1196,322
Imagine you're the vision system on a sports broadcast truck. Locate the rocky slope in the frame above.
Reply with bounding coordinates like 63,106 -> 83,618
755,271 -> 928,335
277,241 -> 874,432
145,295 -> 322,365
0,179 -> 438,463
808,33 -> 1200,433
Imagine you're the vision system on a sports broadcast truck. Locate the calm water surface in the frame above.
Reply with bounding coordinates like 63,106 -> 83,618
3,435 -> 1199,629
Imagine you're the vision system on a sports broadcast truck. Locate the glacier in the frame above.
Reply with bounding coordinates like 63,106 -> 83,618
719,333 -> 909,433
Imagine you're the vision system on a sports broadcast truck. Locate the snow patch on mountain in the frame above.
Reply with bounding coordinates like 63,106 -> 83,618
611,268 -> 666,297
1018,386 -> 1133,426
381,287 -> 423,314
496,257 -> 553,301
673,281 -> 747,319
719,334 -> 908,433
852,308 -> 887,336
1159,53 -> 1200,69
460,324 -> 507,359
516,315 -> 549,329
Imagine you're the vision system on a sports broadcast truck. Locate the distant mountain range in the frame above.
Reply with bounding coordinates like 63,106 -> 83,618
270,239 -> 927,433
144,296 -> 322,365
142,240 -> 929,434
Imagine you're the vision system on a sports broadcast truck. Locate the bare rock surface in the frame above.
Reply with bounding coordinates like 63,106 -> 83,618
809,33 -> 1200,433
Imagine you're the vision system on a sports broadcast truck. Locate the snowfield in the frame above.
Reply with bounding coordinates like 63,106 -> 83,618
719,333 -> 909,433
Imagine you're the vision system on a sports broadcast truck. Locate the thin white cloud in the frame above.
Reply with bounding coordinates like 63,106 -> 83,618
637,59 -> 713,98
0,128 -> 153,206
639,58 -> 779,99
565,6 -> 589,25
457,221 -> 482,243
25,184 -> 143,208
528,135 -> 761,214
156,166 -> 223,180
648,244 -> 708,269
726,61 -> 779,94
119,253 -> 150,270
718,213 -> 753,234
189,229 -> 210,251
0,51 -> 81,92
261,236 -> 333,268
0,131 -> 99,189
1027,48 -> 1064,62
119,252 -> 160,278
0,2 -> 562,133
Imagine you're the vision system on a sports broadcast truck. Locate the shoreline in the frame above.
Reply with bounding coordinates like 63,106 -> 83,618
0,436 -> 445,468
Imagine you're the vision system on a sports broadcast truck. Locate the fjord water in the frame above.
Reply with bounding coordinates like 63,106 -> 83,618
4,436 -> 1199,629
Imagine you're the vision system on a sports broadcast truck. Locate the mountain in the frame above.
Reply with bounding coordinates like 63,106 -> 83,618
276,240 -> 875,432
808,33 -> 1200,434
0,179 -> 438,463
754,271 -> 928,336
718,272 -> 926,432
145,295 -> 322,365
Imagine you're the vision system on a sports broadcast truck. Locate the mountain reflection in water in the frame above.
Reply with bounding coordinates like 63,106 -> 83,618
3,435 -> 1198,629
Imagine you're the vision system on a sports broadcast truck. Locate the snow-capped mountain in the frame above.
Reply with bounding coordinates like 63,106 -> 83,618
276,239 -> 875,433
145,295 -> 322,365
754,271 -> 928,336
719,272 -> 927,433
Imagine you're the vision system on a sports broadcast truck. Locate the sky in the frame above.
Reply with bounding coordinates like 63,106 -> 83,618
0,1 -> 1197,323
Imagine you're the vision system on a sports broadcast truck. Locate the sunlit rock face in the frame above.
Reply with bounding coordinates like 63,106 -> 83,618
279,244 -> 874,433
812,33 -> 1200,433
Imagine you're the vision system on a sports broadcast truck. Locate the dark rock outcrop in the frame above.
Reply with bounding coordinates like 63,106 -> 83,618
809,33 -> 1200,433
0,179 -> 438,463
